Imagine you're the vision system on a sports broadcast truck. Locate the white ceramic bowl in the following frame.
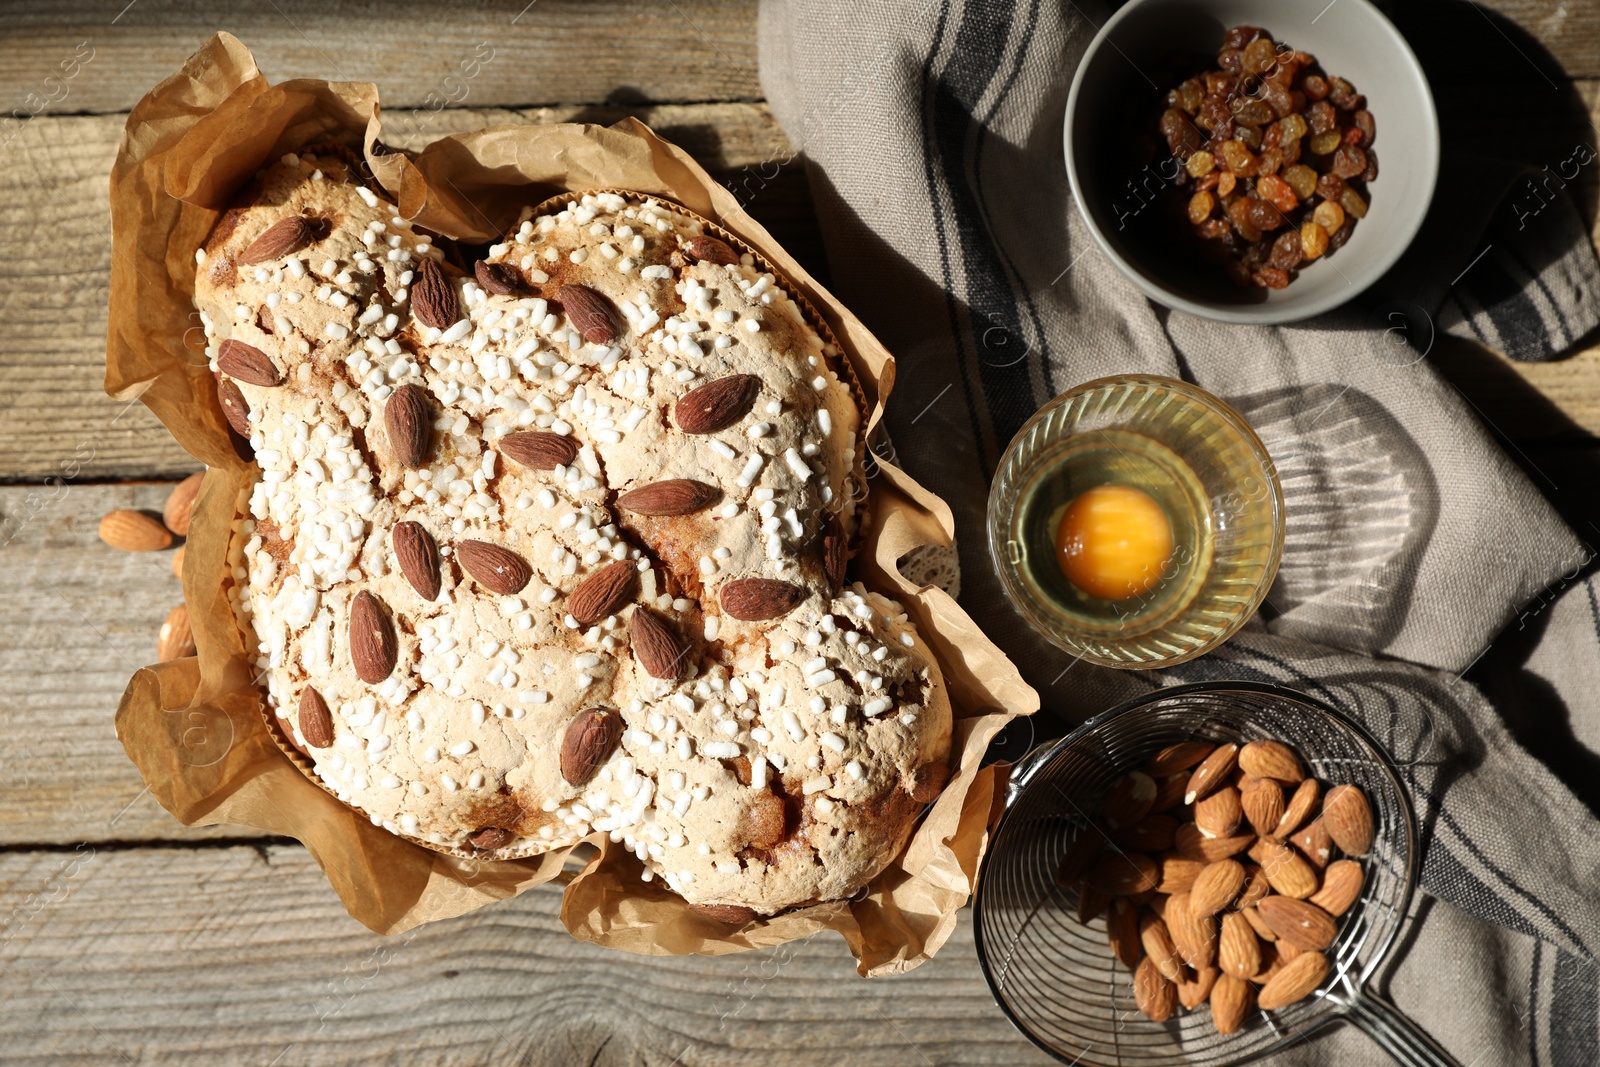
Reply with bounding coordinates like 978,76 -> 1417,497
1064,0 -> 1439,324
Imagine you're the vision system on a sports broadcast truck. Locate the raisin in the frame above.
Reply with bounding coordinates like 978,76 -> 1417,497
1180,79 -> 1204,112
1232,98 -> 1274,126
1257,172 -> 1298,212
1252,266 -> 1291,289
1186,149 -> 1216,177
1307,100 -> 1337,135
1361,147 -> 1379,183
1219,139 -> 1258,175
1339,187 -> 1369,219
1237,124 -> 1263,150
1277,113 -> 1308,143
1353,109 -> 1375,147
1302,74 -> 1329,101
1221,25 -> 1269,50
1316,172 -> 1346,202
1243,38 -> 1278,76
1227,198 -> 1263,242
1331,143 -> 1367,179
1195,98 -> 1230,134
1188,190 -> 1217,224
1197,218 -> 1232,240
1300,220 -> 1329,260
1269,229 -> 1304,270
1309,131 -> 1342,155
1281,164 -> 1318,200
1160,109 -> 1204,157
1217,171 -> 1237,196
1257,147 -> 1282,176
1219,48 -> 1245,74
1327,218 -> 1356,251
1312,200 -> 1345,233
1262,80 -> 1294,119
1328,77 -> 1364,110
1246,197 -> 1286,232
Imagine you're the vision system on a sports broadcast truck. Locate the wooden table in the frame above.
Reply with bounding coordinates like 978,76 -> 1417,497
2,2 -> 1598,1063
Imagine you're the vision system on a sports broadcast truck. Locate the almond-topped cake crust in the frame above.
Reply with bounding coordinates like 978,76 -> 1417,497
194,153 -> 952,915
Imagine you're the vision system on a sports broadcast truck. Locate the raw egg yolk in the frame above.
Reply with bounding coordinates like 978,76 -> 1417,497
1055,484 -> 1174,600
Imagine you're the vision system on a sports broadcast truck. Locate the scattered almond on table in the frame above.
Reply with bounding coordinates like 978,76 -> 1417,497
97,472 -> 206,658
156,603 -> 195,661
161,471 -> 205,537
1056,737 -> 1371,1035
98,508 -> 173,552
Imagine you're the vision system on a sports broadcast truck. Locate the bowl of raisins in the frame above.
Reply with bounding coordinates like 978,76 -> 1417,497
1065,0 -> 1438,324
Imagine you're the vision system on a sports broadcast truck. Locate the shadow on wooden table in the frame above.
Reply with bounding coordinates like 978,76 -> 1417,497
1397,0 -> 1600,225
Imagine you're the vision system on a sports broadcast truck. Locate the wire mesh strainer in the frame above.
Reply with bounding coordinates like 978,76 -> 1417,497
973,681 -> 1460,1067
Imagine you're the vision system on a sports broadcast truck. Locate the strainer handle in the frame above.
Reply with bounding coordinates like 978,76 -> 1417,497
1339,986 -> 1463,1067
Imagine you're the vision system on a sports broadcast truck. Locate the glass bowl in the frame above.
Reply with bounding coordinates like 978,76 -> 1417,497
987,375 -> 1283,668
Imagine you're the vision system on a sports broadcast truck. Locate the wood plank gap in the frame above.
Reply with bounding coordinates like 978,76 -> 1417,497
0,836 -> 298,856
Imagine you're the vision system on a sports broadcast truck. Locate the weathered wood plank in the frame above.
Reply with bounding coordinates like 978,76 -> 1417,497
0,0 -> 760,118
2,0 -> 1599,121
0,843 -> 1047,1066
0,102 -> 813,483
0,481 -> 271,845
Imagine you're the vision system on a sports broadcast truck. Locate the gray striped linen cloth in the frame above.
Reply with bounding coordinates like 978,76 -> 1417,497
759,1 -> 1600,1063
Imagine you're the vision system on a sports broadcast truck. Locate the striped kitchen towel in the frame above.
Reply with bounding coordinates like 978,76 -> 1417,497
760,0 -> 1600,1063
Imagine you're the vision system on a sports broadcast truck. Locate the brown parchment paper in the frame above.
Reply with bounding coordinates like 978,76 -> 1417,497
108,32 -> 1039,977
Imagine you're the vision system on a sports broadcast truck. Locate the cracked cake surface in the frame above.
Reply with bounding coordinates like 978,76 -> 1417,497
194,152 -> 953,915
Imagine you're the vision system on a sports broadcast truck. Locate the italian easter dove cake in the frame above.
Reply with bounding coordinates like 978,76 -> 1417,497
192,151 -> 953,916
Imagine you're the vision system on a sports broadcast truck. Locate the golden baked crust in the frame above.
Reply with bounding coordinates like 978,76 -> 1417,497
195,155 -> 952,914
